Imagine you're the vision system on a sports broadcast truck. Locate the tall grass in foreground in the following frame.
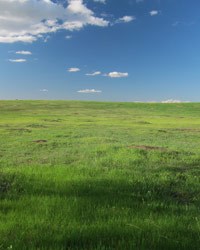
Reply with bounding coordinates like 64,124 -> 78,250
0,101 -> 200,249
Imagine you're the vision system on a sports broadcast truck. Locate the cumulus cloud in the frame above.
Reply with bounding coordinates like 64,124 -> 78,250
68,67 -> 80,72
149,10 -> 159,16
16,50 -> 32,55
107,72 -> 128,78
9,59 -> 27,63
77,89 -> 102,93
86,71 -> 101,76
0,0 -> 109,43
117,16 -> 135,23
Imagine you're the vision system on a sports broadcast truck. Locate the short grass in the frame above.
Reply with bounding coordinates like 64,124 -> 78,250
0,100 -> 200,250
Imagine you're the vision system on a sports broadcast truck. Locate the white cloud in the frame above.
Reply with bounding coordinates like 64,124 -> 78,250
9,59 -> 27,63
93,0 -> 106,4
86,71 -> 101,76
0,0 -> 109,43
16,50 -> 32,55
172,21 -> 180,27
77,89 -> 102,93
149,10 -> 159,16
161,99 -> 182,103
68,67 -> 80,72
107,72 -> 128,78
172,21 -> 195,27
118,16 -> 135,23
65,35 -> 72,39
40,89 -> 48,92
1,35 -> 37,43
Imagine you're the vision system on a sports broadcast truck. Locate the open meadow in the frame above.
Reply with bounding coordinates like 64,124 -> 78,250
0,100 -> 200,250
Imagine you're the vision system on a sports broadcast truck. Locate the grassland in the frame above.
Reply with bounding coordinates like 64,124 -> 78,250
0,100 -> 200,250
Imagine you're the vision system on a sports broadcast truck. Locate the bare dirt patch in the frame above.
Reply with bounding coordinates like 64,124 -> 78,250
28,124 -> 47,128
8,128 -> 32,133
158,129 -> 167,133
136,121 -> 152,125
43,119 -> 63,122
170,191 -> 193,204
174,128 -> 200,132
128,145 -> 167,151
33,140 -> 48,143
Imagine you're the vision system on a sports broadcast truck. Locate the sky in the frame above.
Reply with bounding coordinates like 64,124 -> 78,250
0,0 -> 200,102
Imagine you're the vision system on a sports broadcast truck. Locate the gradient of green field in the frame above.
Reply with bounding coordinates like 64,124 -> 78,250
0,101 -> 200,250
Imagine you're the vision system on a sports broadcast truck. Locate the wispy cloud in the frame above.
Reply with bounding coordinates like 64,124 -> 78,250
16,50 -> 32,55
161,99 -> 182,103
9,59 -> 27,63
149,10 -> 159,16
93,0 -> 106,4
86,71 -> 101,76
106,72 -> 128,78
67,67 -> 80,72
65,35 -> 72,39
172,21 -> 195,27
40,89 -> 48,92
77,89 -> 102,93
172,21 -> 180,27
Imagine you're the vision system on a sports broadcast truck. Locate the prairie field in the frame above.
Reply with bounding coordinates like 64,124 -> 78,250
0,100 -> 200,250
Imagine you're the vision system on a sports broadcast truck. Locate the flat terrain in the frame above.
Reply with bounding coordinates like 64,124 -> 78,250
0,101 -> 200,249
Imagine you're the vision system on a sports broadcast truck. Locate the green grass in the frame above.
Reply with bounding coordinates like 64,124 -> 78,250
0,100 -> 200,249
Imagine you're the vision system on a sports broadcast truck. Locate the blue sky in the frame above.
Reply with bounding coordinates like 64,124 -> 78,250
0,0 -> 200,102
